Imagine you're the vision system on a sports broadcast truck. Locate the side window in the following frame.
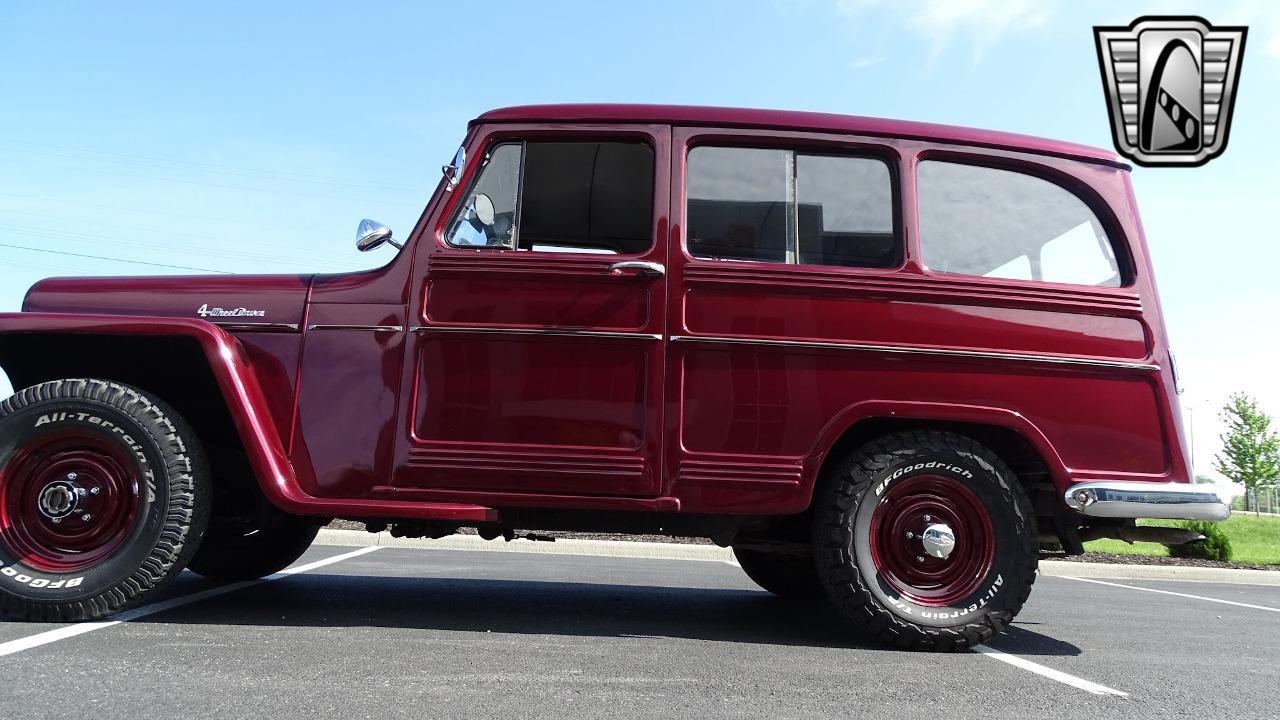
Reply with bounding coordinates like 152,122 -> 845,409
917,161 -> 1122,287
445,140 -> 654,254
686,146 -> 897,268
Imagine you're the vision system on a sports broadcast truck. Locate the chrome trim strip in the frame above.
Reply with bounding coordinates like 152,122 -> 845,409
411,326 -> 662,341
306,324 -> 404,332
1064,481 -> 1231,521
212,322 -> 300,332
668,334 -> 1159,371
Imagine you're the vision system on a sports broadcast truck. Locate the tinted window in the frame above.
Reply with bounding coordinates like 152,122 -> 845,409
687,147 -> 790,262
687,146 -> 896,268
917,161 -> 1121,287
797,154 -> 896,267
446,140 -> 654,254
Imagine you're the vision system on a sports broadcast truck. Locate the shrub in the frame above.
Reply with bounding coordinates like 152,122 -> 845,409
1169,520 -> 1233,562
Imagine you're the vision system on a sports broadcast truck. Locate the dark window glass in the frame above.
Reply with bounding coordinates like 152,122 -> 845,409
446,140 -> 654,254
917,161 -> 1121,287
520,142 -> 653,254
686,146 -> 897,268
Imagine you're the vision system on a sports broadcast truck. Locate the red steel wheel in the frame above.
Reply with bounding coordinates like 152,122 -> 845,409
0,379 -> 209,622
0,431 -> 143,573
867,474 -> 995,607
813,430 -> 1038,651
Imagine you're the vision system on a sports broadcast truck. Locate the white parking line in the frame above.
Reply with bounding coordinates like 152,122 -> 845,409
0,545 -> 381,658
972,644 -> 1128,697
1062,576 -> 1280,613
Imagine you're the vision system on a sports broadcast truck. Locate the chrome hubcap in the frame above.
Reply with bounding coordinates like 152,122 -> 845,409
920,522 -> 956,559
37,480 -> 83,520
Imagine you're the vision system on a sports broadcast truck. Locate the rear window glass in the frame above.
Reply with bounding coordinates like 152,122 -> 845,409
686,146 -> 898,268
916,161 -> 1121,287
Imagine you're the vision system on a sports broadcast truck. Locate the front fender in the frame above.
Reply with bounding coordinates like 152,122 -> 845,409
0,312 -> 299,508
0,313 -> 494,522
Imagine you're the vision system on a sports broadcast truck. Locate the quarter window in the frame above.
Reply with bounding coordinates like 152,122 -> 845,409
917,161 -> 1122,287
686,146 -> 897,268
446,140 -> 654,254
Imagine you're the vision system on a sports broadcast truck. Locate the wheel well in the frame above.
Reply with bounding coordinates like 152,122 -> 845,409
821,417 -> 1050,482
816,416 -> 1056,530
0,333 -> 265,517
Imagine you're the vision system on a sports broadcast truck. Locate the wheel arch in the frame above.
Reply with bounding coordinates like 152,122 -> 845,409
804,401 -> 1069,511
0,313 -> 301,514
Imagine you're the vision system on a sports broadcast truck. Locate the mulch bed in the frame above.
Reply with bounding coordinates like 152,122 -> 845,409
326,520 -> 1276,570
1039,550 -> 1278,572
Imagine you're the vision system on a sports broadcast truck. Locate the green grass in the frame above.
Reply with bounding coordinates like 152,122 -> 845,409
1082,514 -> 1280,565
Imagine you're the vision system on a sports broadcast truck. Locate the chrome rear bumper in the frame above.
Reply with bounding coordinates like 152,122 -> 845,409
1064,481 -> 1231,522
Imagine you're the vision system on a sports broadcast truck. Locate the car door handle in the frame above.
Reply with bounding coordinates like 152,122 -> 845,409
608,260 -> 665,277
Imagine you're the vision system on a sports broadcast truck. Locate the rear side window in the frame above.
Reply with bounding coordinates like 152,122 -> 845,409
686,146 -> 897,268
446,140 -> 654,254
917,161 -> 1122,287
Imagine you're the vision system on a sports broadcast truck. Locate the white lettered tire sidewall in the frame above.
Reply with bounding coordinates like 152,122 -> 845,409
851,454 -> 1029,629
0,380 -> 208,620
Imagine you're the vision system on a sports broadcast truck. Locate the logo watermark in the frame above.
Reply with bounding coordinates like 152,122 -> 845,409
1094,16 -> 1247,167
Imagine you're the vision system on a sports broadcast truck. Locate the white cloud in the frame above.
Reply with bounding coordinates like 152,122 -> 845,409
907,0 -> 1053,61
833,0 -> 1055,64
850,55 -> 887,69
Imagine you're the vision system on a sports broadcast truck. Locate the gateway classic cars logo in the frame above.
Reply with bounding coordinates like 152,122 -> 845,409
1094,16 -> 1247,167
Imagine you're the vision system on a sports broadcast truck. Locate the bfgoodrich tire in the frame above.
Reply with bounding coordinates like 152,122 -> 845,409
186,511 -> 319,581
813,430 -> 1037,651
732,547 -> 825,601
0,379 -> 210,621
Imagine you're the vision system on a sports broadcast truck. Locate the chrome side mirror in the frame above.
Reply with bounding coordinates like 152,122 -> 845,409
471,193 -> 495,226
356,218 -> 401,252
442,146 -> 465,191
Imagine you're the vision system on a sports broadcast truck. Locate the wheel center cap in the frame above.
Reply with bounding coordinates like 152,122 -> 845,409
37,480 -> 82,520
921,522 -> 956,559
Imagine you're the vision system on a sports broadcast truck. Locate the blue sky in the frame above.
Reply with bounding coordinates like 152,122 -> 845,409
1,1 -> 1277,478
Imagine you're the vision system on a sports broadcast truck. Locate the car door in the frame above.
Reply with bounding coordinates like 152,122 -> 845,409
393,124 -> 670,498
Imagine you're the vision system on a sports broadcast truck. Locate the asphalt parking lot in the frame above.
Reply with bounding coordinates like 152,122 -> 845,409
2,543 -> 1278,720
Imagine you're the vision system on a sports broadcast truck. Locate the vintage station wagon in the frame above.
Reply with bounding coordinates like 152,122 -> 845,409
0,105 -> 1226,650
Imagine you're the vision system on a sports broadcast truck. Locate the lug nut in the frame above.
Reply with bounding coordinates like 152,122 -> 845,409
51,517 -> 62,524
905,531 -> 915,539
90,487 -> 100,495
923,514 -> 932,522
66,472 -> 77,481
916,555 -> 926,562
81,514 -> 92,522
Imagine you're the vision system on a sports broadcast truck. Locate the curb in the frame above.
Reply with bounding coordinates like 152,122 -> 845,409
314,528 -> 1280,586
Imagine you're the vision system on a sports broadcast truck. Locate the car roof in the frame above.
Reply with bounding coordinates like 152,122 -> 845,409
473,104 -> 1127,168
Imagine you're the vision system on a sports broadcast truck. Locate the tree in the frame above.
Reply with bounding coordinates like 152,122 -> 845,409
1214,393 -> 1280,513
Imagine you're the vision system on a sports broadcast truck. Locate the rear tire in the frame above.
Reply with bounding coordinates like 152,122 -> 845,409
0,379 -> 210,621
812,430 -> 1037,651
186,511 -> 319,581
732,547 -> 825,601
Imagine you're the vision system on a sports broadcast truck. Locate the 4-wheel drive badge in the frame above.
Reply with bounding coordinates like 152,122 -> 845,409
1094,16 -> 1247,167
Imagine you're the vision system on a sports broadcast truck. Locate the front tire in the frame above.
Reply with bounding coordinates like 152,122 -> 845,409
813,430 -> 1037,651
0,379 -> 210,621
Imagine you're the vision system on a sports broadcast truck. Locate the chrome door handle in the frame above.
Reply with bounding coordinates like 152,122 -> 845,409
608,260 -> 665,277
